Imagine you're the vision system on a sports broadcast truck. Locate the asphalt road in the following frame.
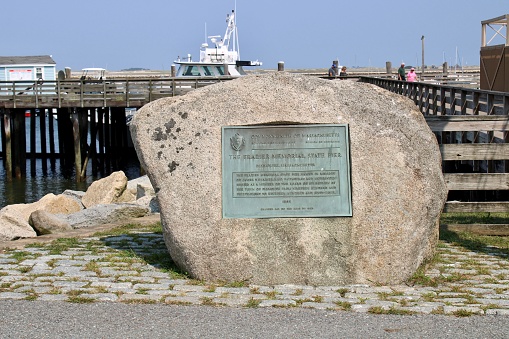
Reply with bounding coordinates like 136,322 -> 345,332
0,300 -> 508,338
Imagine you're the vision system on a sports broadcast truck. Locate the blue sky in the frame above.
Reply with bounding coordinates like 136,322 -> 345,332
3,0 -> 507,71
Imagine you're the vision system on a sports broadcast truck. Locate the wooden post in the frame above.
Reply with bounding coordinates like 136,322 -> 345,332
71,108 -> 83,182
443,62 -> 448,75
48,108 -> 56,169
421,35 -> 425,77
97,107 -> 105,175
30,109 -> 36,176
40,109 -> 47,174
278,61 -> 284,72
104,108 -> 111,171
90,107 -> 98,176
3,109 -> 12,181
171,64 -> 176,77
386,61 -> 392,75
12,109 -> 26,178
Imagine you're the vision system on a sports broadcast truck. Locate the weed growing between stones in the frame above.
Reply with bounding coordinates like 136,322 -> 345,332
452,309 -> 477,317
121,298 -> 157,305
9,251 -> 38,263
84,260 -> 101,275
203,285 -> 217,293
334,301 -> 352,311
311,295 -> 323,303
264,291 -> 280,299
200,297 -> 224,306
46,238 -> 81,254
245,297 -> 261,308
292,289 -> 303,296
18,266 -> 33,273
336,288 -> 349,297
67,296 -> 96,303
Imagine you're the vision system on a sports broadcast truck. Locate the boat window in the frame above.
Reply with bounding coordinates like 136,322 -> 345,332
202,66 -> 212,76
183,66 -> 201,76
215,66 -> 225,76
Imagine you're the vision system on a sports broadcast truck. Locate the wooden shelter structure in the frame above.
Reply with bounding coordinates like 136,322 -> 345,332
480,14 -> 509,92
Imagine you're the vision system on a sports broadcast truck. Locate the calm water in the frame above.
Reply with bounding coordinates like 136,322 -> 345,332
0,116 -> 141,208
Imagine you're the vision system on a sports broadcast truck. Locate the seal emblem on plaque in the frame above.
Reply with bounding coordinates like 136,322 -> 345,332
230,133 -> 245,151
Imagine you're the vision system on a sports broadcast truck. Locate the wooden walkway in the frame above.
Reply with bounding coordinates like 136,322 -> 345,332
0,77 -> 235,109
360,77 -> 509,234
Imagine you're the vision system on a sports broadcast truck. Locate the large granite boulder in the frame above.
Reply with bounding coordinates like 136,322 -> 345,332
130,72 -> 447,286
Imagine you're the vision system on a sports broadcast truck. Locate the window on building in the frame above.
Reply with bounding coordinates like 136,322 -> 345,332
36,67 -> 43,80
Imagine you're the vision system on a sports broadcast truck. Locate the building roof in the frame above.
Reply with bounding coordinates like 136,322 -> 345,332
0,55 -> 56,65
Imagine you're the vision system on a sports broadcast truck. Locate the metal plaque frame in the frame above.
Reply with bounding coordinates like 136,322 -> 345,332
222,124 -> 352,218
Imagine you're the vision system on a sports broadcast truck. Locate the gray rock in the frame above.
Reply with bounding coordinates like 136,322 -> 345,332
126,175 -> 154,196
62,190 -> 86,208
129,72 -> 447,286
0,193 -> 82,241
134,196 -> 160,213
136,182 -> 155,200
81,171 -> 132,208
60,204 -> 149,229
0,206 -> 37,241
29,210 -> 72,235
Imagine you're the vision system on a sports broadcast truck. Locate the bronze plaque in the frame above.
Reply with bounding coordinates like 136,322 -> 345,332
222,124 -> 352,218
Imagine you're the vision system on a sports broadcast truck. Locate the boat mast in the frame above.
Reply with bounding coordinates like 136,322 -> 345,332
223,10 -> 239,61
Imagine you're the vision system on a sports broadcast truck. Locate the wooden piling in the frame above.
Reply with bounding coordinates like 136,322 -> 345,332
12,109 -> 26,178
97,107 -> 105,175
30,109 -> 36,176
71,109 -> 83,182
3,109 -> 12,181
90,107 -> 98,176
40,109 -> 47,174
104,109 -> 111,171
48,108 -> 56,168
278,61 -> 284,72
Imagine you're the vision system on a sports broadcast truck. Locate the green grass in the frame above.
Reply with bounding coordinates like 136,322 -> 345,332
93,222 -> 163,237
9,251 -> 37,263
45,238 -> 81,255
439,228 -> 509,256
440,212 -> 509,225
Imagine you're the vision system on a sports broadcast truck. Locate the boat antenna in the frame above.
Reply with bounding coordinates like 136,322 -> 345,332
235,0 -> 239,59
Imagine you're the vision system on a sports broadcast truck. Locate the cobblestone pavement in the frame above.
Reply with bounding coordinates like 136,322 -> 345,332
1,224 -> 509,316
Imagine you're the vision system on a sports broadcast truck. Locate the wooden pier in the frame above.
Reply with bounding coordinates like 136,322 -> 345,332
0,76 -> 236,182
360,76 -> 509,233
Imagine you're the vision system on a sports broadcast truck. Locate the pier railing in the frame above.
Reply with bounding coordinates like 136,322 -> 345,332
359,77 -> 509,234
0,77 -> 235,109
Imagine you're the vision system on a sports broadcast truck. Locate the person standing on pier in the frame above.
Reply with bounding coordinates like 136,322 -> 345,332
328,64 -> 337,77
406,67 -> 418,82
339,66 -> 348,78
397,62 -> 406,81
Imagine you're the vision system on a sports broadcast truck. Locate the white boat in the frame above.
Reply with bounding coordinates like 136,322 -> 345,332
173,9 -> 262,77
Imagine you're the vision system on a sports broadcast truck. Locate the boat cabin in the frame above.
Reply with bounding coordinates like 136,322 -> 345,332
173,9 -> 261,77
